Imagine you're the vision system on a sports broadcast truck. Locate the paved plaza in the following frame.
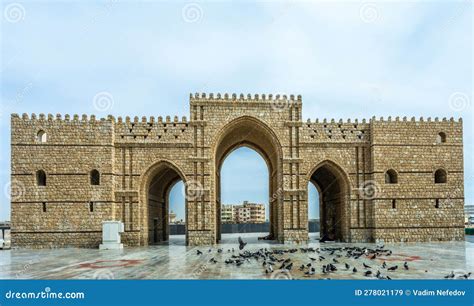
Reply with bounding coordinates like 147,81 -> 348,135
0,233 -> 472,280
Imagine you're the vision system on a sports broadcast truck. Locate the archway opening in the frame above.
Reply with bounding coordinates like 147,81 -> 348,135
214,117 -> 282,244
168,181 -> 186,244
146,163 -> 186,245
219,147 -> 269,243
309,162 -> 349,242
307,181 -> 320,241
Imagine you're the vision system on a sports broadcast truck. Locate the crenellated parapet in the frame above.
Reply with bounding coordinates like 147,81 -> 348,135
189,93 -> 302,105
15,113 -> 115,122
114,115 -> 191,143
368,116 -> 462,123
11,113 -> 193,144
301,116 -> 463,144
302,118 -> 371,143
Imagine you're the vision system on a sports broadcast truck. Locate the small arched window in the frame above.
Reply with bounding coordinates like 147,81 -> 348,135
434,169 -> 447,184
36,170 -> 46,186
436,132 -> 446,144
37,130 -> 47,143
90,169 -> 100,185
385,169 -> 398,184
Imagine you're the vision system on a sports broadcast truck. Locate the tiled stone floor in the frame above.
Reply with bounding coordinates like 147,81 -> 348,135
0,233 -> 472,280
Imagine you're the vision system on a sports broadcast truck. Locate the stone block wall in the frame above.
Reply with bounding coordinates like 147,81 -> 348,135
10,95 -> 465,248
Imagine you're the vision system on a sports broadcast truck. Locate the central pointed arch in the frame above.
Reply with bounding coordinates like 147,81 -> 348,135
213,116 -> 283,243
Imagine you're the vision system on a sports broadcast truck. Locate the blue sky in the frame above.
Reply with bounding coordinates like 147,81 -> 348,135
0,0 -> 472,221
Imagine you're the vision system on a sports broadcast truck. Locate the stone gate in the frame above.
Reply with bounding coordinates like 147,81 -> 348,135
10,93 -> 465,247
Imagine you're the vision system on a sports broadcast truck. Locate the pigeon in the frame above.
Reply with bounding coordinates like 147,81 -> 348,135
217,248 -> 223,253
375,270 -> 381,278
333,258 -> 339,263
309,257 -> 317,261
382,261 -> 386,269
196,250 -> 202,255
461,272 -> 471,279
319,256 -> 325,260
364,270 -> 372,277
387,265 -> 398,271
345,263 -> 350,270
404,262 -> 409,270
305,267 -> 316,276
209,258 -> 218,264
444,271 -> 455,279
238,236 -> 247,250
352,267 -> 357,273
299,264 -> 305,271
285,263 -> 293,271
363,263 -> 371,269
386,275 -> 392,280
267,265 -> 273,273
322,265 -> 328,274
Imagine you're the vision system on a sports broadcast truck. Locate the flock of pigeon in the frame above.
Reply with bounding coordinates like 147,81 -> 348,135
194,237 -> 472,280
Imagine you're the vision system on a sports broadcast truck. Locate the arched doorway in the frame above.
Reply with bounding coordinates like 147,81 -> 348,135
140,161 -> 187,245
308,161 -> 350,242
219,147 -> 270,242
307,181 -> 320,240
213,116 -> 283,243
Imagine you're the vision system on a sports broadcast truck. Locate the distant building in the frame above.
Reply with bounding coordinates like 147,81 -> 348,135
221,205 -> 235,223
221,201 -> 265,223
169,210 -> 176,224
465,205 -> 474,225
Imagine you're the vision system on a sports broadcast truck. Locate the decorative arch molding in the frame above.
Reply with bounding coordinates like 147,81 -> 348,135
306,159 -> 352,188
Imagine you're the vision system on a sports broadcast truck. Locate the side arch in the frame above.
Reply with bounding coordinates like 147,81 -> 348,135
139,160 -> 187,246
307,159 -> 351,242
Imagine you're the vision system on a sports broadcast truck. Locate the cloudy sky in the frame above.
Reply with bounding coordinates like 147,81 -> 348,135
0,0 -> 472,221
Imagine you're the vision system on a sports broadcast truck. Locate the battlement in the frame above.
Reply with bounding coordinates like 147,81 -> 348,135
189,93 -> 302,103
12,113 -> 189,125
304,116 -> 462,125
13,113 -> 114,123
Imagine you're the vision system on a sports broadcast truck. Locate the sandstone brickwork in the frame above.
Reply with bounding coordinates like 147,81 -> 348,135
10,94 -> 465,248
